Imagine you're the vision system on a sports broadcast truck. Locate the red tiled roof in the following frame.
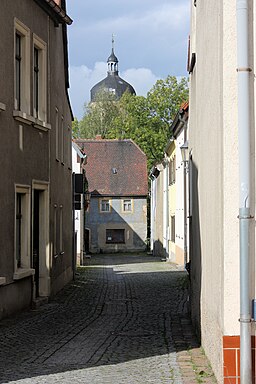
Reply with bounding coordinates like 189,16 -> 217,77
75,139 -> 148,197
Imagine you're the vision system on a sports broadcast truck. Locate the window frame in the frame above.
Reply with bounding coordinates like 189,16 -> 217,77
59,204 -> 64,254
169,155 -> 176,185
122,198 -> 133,213
67,124 -> 72,169
100,198 -> 111,213
33,34 -> 47,123
53,204 -> 58,258
170,215 -> 176,243
60,115 -> 64,164
106,229 -> 125,244
14,185 -> 34,280
55,107 -> 59,160
14,19 -> 30,115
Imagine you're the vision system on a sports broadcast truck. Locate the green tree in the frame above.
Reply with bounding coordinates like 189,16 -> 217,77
79,88 -> 119,138
77,75 -> 189,169
72,117 -> 80,139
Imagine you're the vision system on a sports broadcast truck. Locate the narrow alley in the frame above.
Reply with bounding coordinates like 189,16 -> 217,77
0,254 -> 216,384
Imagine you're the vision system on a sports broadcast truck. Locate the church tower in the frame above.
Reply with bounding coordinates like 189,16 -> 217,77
90,37 -> 136,102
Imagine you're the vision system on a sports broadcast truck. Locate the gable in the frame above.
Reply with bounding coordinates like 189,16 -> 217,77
75,139 -> 148,197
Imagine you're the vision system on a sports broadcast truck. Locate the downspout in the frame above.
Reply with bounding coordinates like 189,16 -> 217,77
236,1 -> 252,382
150,177 -> 154,253
165,159 -> 169,259
183,128 -> 188,268
179,114 -> 188,268
162,161 -> 167,258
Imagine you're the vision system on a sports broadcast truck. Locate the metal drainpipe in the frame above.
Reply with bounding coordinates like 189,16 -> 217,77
178,116 -> 188,268
183,130 -> 188,268
150,177 -> 155,254
236,0 -> 252,382
165,159 -> 169,259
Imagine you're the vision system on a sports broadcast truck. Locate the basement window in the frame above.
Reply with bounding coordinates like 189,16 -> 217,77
106,229 -> 125,244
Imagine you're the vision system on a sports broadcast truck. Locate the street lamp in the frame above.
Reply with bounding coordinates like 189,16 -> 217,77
180,140 -> 189,163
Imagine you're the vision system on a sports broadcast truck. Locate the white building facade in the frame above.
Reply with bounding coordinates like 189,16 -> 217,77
188,0 -> 256,382
72,142 -> 87,265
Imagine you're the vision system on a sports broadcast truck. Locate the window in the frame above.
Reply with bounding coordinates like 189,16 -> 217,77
171,215 -> 175,243
15,33 -> 21,111
14,19 -> 30,114
53,204 -> 58,257
16,193 -> 22,268
33,34 -> 47,122
67,125 -> 72,169
59,205 -> 64,254
60,116 -> 64,163
169,156 -> 176,185
122,199 -> 132,212
55,108 -> 59,160
100,199 -> 111,212
106,229 -> 125,244
33,47 -> 39,118
14,186 -> 34,280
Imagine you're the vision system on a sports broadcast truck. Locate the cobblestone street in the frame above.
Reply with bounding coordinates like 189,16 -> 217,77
0,254 -> 216,383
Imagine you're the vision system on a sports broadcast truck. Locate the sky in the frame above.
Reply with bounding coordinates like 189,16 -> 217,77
66,0 -> 190,120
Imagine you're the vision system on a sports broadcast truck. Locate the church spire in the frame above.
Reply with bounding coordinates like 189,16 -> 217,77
107,34 -> 118,75
112,33 -> 114,50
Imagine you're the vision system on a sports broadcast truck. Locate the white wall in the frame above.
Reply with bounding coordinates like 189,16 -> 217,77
189,0 -> 229,380
175,130 -> 185,258
72,145 -> 82,258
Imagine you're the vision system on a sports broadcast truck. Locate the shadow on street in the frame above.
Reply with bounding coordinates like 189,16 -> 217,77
0,253 -> 206,383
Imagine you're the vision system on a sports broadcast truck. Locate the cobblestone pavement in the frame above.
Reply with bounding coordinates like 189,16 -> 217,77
0,253 -> 217,383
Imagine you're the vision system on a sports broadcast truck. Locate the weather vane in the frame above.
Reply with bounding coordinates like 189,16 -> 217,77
112,33 -> 115,50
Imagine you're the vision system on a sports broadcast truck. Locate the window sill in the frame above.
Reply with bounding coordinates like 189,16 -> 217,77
33,118 -> 51,131
13,268 -> 35,280
0,102 -> 6,112
13,111 -> 51,131
0,277 -> 6,285
13,110 -> 35,125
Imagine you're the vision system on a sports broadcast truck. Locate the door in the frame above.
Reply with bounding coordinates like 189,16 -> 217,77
84,229 -> 90,253
33,190 -> 40,297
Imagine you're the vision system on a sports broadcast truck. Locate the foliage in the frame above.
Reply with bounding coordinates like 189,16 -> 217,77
74,76 -> 189,169
78,88 -> 119,139
72,117 -> 80,139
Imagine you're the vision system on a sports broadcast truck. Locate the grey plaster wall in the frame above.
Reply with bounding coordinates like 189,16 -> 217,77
86,197 -> 147,253
0,0 -> 73,318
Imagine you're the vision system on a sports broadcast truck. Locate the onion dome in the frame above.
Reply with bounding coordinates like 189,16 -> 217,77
90,37 -> 136,102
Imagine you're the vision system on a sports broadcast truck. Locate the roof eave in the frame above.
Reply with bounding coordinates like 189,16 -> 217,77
34,0 -> 73,25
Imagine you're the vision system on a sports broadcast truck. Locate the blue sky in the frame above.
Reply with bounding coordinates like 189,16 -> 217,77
66,0 -> 190,119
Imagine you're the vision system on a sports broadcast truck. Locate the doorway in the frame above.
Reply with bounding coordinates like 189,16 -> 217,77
33,190 -> 40,297
32,182 -> 50,298
84,229 -> 90,253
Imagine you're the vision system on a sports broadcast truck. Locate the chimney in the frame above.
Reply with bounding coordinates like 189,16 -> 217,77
54,0 -> 61,6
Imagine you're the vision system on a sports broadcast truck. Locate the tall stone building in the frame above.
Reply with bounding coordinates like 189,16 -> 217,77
0,0 -> 73,319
